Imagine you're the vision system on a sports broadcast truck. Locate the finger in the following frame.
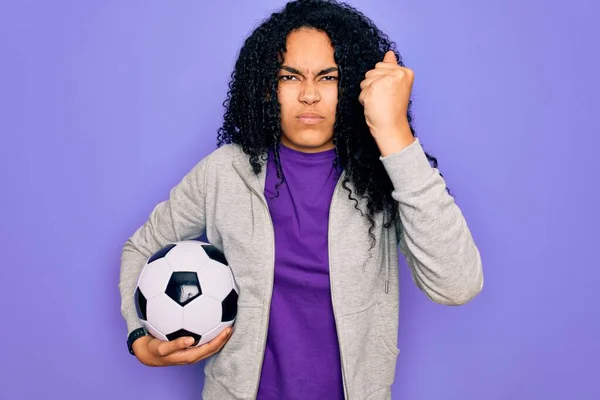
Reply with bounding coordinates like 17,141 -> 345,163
383,50 -> 397,64
374,62 -> 400,70
156,336 -> 195,357
365,68 -> 390,79
147,337 -> 163,357
358,81 -> 376,105
359,88 -> 366,105
213,330 -> 233,353
360,75 -> 386,90
358,76 -> 384,105
180,328 -> 233,364
200,329 -> 233,361
205,327 -> 233,353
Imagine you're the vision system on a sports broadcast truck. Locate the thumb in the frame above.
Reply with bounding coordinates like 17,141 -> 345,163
171,336 -> 195,352
383,50 -> 397,64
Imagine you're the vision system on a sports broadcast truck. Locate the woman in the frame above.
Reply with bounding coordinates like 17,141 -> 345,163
119,1 -> 483,399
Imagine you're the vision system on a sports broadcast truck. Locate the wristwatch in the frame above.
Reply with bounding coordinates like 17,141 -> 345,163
127,327 -> 149,355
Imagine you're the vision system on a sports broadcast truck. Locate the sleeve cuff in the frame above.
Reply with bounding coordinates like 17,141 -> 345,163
379,138 -> 435,192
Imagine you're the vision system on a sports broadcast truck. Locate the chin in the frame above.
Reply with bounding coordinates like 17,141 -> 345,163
283,131 -> 334,152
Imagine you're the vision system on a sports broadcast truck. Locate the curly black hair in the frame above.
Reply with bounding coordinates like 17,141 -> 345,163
217,0 -> 446,249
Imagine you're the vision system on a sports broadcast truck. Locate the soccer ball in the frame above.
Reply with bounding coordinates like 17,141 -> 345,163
134,240 -> 239,347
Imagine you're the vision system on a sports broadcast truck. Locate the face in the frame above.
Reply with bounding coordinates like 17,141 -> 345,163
277,28 -> 339,153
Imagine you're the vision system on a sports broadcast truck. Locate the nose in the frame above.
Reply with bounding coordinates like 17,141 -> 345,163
299,80 -> 320,105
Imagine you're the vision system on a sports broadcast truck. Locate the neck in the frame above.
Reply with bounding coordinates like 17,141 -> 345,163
280,136 -> 335,153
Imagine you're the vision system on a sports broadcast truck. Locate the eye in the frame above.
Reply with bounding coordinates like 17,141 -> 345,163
279,75 -> 298,81
321,76 -> 339,82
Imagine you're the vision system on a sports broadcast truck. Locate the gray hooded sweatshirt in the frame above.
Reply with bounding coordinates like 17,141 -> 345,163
119,138 -> 484,400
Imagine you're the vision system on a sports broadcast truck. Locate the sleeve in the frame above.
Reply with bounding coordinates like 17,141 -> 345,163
118,153 -> 211,336
380,138 -> 484,305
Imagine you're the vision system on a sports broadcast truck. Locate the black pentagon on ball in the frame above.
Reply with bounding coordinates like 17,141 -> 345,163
166,329 -> 202,346
148,243 -> 176,263
221,289 -> 238,322
165,271 -> 202,306
202,244 -> 228,265
134,287 -> 148,320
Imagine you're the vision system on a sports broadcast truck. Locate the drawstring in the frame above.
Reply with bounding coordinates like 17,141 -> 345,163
384,218 -> 390,294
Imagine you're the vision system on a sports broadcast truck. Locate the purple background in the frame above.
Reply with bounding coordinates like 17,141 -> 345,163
1,0 -> 598,399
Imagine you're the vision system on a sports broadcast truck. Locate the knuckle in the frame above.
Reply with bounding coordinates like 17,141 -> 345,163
156,346 -> 167,357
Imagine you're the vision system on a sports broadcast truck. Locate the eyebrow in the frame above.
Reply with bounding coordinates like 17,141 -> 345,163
280,65 -> 339,77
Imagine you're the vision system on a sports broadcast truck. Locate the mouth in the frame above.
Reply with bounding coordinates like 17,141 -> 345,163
297,113 -> 325,125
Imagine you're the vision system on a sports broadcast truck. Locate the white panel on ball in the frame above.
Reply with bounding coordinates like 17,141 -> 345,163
142,320 -> 169,341
137,258 -> 173,299
182,295 -> 222,336
232,271 -> 240,295
147,294 -> 184,336
197,260 -> 235,301
196,320 -> 234,346
165,241 -> 210,272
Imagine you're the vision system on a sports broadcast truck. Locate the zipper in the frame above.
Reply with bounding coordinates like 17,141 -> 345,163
232,163 -> 276,400
328,170 -> 350,399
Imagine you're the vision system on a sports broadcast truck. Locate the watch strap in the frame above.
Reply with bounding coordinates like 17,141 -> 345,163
127,327 -> 148,355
